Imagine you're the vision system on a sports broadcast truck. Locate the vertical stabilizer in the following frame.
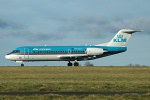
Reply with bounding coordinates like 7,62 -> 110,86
107,29 -> 141,47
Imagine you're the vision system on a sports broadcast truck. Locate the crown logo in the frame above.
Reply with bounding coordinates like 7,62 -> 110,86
117,34 -> 123,38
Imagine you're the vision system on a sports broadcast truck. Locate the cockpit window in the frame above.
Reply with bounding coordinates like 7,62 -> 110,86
12,50 -> 20,53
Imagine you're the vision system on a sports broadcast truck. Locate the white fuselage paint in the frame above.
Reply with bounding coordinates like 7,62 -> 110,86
5,54 -> 88,61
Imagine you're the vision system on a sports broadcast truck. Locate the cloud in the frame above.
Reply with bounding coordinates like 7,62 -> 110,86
0,18 -> 23,29
62,15 -> 150,39
1,15 -> 150,41
0,18 -> 66,42
108,17 -> 150,33
2,30 -> 65,42
48,16 -> 68,22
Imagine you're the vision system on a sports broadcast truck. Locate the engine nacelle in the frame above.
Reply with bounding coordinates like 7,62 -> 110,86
86,48 -> 104,55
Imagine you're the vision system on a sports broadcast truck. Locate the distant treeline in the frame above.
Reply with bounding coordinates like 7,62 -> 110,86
126,64 -> 148,67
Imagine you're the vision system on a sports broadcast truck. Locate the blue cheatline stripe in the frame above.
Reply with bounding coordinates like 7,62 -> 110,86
14,46 -> 127,53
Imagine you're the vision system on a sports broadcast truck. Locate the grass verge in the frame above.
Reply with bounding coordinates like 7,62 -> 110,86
0,66 -> 150,99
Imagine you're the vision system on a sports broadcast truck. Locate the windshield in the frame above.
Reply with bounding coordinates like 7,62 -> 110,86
11,50 -> 20,53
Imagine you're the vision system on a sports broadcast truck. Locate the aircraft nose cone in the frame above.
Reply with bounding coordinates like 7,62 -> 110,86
5,55 -> 11,60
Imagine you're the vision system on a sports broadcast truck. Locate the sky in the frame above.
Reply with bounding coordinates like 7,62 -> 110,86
0,0 -> 150,66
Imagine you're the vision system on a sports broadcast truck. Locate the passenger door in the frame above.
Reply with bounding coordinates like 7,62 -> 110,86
24,48 -> 29,59
68,49 -> 71,54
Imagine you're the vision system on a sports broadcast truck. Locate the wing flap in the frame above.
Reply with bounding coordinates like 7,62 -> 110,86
57,54 -> 87,61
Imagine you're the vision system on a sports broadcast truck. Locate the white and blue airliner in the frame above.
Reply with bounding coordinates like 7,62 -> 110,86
5,29 -> 141,66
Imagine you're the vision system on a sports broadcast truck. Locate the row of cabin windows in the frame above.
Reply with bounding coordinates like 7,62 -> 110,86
33,51 -> 85,53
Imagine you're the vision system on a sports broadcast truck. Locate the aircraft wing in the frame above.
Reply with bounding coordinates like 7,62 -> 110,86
57,54 -> 88,61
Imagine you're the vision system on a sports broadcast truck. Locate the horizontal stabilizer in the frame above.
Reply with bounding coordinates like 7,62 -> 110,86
122,30 -> 143,34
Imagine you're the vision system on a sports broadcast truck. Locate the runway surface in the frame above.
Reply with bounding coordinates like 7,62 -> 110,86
0,92 -> 149,95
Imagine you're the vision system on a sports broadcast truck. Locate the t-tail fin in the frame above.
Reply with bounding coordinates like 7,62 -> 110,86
107,29 -> 142,47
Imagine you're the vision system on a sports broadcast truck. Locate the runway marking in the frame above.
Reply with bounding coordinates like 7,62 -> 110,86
0,92 -> 149,95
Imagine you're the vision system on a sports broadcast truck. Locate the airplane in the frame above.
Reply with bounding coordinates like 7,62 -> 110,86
5,29 -> 142,66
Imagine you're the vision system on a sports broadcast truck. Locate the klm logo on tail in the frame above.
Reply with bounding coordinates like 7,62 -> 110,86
113,34 -> 127,42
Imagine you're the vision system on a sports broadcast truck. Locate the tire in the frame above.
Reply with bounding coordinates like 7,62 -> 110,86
68,62 -> 72,66
21,64 -> 24,67
74,62 -> 79,66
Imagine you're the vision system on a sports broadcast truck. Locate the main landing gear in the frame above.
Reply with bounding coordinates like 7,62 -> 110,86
68,61 -> 72,66
21,64 -> 24,67
74,62 -> 79,66
68,61 -> 79,66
